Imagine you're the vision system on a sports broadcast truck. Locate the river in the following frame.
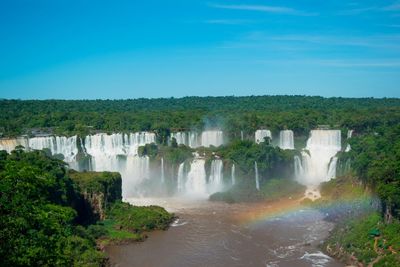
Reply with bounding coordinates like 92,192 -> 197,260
106,198 -> 343,267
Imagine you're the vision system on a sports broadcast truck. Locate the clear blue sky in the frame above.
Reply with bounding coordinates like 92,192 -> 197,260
0,0 -> 399,99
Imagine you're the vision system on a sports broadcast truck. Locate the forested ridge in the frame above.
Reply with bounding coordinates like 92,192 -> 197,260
1,96 -> 400,137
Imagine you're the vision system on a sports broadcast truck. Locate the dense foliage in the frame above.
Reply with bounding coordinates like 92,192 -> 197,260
1,96 -> 400,137
0,150 -> 174,266
210,178 -> 305,203
325,212 -> 400,266
313,174 -> 400,265
0,149 -> 106,266
218,139 -> 297,180
69,171 -> 122,224
345,125 -> 400,220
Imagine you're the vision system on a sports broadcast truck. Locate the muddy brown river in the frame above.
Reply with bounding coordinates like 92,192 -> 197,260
106,198 -> 343,267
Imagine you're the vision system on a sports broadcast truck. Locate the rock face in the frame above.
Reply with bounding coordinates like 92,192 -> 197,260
69,170 -> 122,223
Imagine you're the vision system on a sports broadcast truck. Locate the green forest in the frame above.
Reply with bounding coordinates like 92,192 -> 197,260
1,96 -> 400,137
1,96 -> 400,266
0,149 -> 174,266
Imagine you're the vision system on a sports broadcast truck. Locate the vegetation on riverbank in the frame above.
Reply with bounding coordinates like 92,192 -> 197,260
0,150 -> 174,266
97,202 -> 175,246
325,212 -> 400,266
307,175 -> 400,266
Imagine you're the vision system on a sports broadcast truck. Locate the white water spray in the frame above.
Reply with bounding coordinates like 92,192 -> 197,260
345,130 -> 354,152
185,159 -> 207,197
255,130 -> 271,144
161,157 -> 165,183
201,130 -> 224,147
255,161 -> 260,191
296,130 -> 342,186
177,162 -> 186,193
279,130 -> 294,150
208,159 -> 224,194
231,164 -> 236,185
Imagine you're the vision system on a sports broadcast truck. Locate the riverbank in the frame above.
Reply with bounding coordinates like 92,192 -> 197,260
308,175 -> 400,266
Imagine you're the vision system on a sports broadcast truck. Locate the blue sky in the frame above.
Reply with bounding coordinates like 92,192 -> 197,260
0,0 -> 399,99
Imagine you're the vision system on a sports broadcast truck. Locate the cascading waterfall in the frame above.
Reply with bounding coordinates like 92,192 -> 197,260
255,129 -> 271,144
188,132 -> 200,148
241,131 -> 244,141
171,131 -> 223,148
122,156 -> 150,197
185,159 -> 207,197
170,132 -> 188,146
201,130 -> 224,147
208,159 -> 223,194
294,155 -> 304,178
231,164 -> 236,185
161,157 -> 165,183
345,130 -> 354,152
83,132 -> 156,197
296,130 -> 342,186
279,130 -> 294,150
0,137 -> 29,153
326,157 -> 338,179
28,136 -> 79,163
79,137 -> 88,156
177,162 -> 186,193
84,132 -> 156,157
254,162 -> 260,191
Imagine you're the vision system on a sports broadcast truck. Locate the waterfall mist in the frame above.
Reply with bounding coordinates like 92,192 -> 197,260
295,130 -> 342,186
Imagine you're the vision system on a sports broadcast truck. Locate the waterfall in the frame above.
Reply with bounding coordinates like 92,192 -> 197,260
28,136 -> 78,162
231,164 -> 236,185
241,131 -> 244,141
170,130 -> 223,148
208,159 -> 223,194
84,132 -> 155,158
279,130 -> 294,150
345,130 -> 354,152
83,132 -> 156,198
327,157 -> 338,180
177,162 -> 186,193
170,131 -> 200,148
79,137 -> 88,156
185,159 -> 207,197
122,156 -> 150,197
188,132 -> 200,148
0,137 -> 29,153
294,155 -> 304,178
255,130 -> 271,144
254,162 -> 260,191
170,132 -> 187,146
296,130 -> 342,186
200,130 -> 224,147
161,157 -> 165,183
1,132 -> 158,198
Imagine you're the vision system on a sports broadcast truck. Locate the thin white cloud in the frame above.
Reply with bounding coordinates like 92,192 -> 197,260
209,3 -> 317,16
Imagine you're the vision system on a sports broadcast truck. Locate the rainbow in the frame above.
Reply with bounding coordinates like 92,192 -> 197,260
235,195 -> 377,226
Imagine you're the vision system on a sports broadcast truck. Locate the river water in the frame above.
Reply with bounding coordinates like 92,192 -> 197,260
106,198 -> 343,267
